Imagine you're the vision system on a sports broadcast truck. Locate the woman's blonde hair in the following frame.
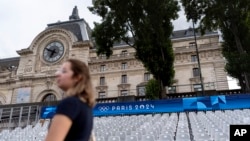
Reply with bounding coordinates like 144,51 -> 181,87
66,59 -> 96,108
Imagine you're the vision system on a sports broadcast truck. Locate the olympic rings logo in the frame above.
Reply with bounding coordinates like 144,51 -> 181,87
98,106 -> 109,112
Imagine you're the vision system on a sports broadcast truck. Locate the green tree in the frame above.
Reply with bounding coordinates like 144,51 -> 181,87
222,24 -> 250,91
145,79 -> 160,100
181,0 -> 250,92
89,0 -> 180,98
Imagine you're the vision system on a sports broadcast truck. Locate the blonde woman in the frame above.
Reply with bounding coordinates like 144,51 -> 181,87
45,59 -> 95,141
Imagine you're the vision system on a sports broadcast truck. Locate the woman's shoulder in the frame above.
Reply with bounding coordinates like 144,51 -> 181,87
60,96 -> 77,103
56,96 -> 84,120
64,96 -> 78,100
60,96 -> 89,107
58,96 -> 80,108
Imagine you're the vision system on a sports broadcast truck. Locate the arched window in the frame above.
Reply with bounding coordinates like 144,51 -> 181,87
42,93 -> 56,102
0,96 -> 4,104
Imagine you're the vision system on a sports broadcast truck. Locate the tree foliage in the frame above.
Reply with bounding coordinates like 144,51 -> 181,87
222,24 -> 250,91
181,0 -> 250,92
145,79 -> 160,100
89,0 -> 180,98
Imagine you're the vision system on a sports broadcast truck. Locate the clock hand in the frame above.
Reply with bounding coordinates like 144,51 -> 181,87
50,49 -> 57,58
45,48 -> 54,52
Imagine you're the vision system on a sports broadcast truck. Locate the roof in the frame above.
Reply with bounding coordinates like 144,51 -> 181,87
47,19 -> 92,41
0,57 -> 20,70
111,28 -> 218,47
46,6 -> 92,41
171,28 -> 217,39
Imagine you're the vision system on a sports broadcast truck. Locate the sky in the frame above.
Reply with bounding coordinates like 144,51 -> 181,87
0,0 -> 239,89
0,0 -> 192,59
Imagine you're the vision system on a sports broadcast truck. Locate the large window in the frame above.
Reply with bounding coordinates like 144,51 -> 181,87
121,90 -> 128,96
121,62 -> 128,70
121,75 -> 127,83
193,84 -> 202,92
98,92 -> 106,98
100,77 -> 105,85
138,86 -> 145,96
42,94 -> 56,102
100,65 -> 106,72
193,68 -> 200,77
191,55 -> 197,62
168,86 -> 176,94
144,73 -> 150,81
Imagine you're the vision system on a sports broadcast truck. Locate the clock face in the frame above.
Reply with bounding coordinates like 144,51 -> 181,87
43,41 -> 64,63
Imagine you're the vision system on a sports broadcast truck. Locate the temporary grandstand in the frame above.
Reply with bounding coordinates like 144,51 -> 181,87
0,93 -> 250,141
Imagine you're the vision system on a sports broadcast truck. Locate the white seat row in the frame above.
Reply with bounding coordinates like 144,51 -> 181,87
1,109 -> 250,141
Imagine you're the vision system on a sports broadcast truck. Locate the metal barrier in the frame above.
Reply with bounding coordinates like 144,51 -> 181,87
0,89 -> 243,129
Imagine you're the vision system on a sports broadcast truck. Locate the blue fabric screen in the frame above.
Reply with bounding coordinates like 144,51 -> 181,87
40,94 -> 250,118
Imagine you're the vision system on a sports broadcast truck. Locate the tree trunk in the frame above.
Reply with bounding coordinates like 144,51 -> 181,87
239,76 -> 246,92
159,45 -> 168,99
160,80 -> 166,99
156,76 -> 166,99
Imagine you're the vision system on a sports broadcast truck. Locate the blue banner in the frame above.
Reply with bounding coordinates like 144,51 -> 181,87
40,94 -> 250,118
93,99 -> 183,116
40,106 -> 57,119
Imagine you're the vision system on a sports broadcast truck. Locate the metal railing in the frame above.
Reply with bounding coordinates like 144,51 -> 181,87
174,42 -> 221,53
0,88 -> 244,129
89,52 -> 136,62
0,101 -> 59,130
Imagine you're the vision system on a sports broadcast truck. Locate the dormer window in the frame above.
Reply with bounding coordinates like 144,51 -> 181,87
185,28 -> 194,36
121,50 -> 128,57
189,42 -> 196,48
170,33 -> 174,38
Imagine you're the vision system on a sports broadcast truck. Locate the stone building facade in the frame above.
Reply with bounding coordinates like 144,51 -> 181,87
0,7 -> 228,105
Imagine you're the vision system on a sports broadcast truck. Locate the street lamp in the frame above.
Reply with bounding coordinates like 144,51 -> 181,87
192,20 -> 205,96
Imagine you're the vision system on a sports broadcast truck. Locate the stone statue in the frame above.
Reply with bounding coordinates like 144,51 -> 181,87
69,6 -> 80,20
